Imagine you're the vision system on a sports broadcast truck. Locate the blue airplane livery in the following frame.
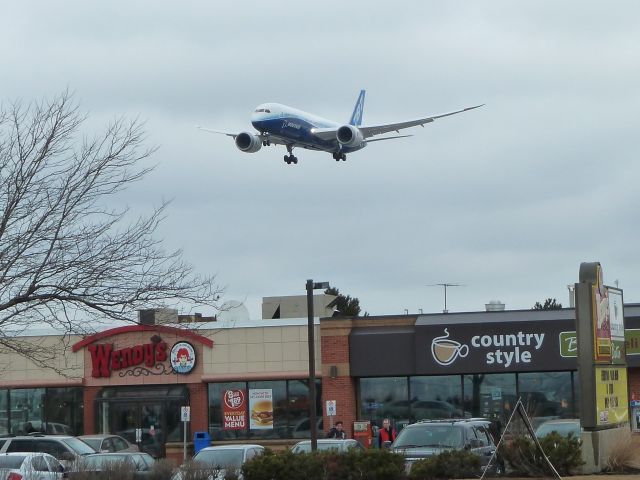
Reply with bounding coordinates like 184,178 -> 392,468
199,91 -> 483,164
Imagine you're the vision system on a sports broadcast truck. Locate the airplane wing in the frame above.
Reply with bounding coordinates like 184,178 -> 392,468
359,104 -> 484,138
310,104 -> 484,141
196,126 -> 238,138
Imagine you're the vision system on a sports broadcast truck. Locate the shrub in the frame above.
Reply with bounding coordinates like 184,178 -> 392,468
498,432 -> 584,476
242,448 -> 405,480
408,449 -> 481,480
148,458 -> 177,480
178,459 -> 224,480
70,459 -> 135,480
243,449 -> 324,480
605,430 -> 640,473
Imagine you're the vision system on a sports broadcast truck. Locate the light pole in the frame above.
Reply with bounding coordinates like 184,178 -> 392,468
307,279 -> 329,452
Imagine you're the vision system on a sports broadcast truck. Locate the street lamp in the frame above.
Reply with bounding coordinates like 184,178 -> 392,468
306,279 -> 329,452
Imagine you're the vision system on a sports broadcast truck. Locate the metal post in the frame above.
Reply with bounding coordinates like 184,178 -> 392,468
306,279 -> 318,452
183,419 -> 187,462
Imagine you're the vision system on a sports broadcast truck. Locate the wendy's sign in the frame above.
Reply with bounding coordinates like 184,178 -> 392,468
72,325 -> 214,379
88,340 -> 168,378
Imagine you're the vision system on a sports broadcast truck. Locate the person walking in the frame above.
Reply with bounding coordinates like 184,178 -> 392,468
326,420 -> 347,439
378,418 -> 396,447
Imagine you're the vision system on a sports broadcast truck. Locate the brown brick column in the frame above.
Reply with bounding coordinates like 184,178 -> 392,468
320,319 -> 357,438
188,383 -> 209,434
83,386 -> 101,434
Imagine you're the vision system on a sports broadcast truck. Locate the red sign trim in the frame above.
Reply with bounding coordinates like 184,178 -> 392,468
72,324 -> 213,352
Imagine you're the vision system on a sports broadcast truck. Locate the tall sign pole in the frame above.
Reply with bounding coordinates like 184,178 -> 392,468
307,279 -> 318,453
575,262 -> 628,471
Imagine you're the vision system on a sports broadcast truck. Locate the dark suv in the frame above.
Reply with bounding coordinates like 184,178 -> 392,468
390,419 -> 502,475
0,435 -> 96,467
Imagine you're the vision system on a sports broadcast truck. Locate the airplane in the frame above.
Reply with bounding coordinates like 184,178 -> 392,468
198,90 -> 483,165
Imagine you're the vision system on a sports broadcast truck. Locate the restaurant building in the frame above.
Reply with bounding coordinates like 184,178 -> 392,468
2,298 -> 640,462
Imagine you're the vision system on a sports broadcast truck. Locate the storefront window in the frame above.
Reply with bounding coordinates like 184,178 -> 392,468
44,388 -> 83,435
0,390 -> 7,435
463,373 -> 516,427
208,382 -> 246,441
248,380 -> 287,440
9,388 -> 45,434
359,377 -> 409,427
518,371 -> 574,429
409,376 -> 463,422
207,380 -> 322,440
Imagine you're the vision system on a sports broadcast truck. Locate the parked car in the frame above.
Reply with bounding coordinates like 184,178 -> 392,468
0,435 -> 96,467
78,434 -> 139,453
0,452 -> 66,479
390,419 -> 502,475
172,444 -> 264,480
290,439 -> 364,454
12,421 -> 73,436
534,419 -> 581,439
71,452 -> 155,479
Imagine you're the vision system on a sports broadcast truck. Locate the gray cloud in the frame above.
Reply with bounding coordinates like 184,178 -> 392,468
2,0 -> 639,317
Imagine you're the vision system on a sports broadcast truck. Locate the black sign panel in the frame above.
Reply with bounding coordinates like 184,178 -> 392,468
415,320 -> 577,375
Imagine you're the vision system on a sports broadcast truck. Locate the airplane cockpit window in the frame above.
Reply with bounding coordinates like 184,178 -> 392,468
264,109 -> 270,113
254,108 -> 271,113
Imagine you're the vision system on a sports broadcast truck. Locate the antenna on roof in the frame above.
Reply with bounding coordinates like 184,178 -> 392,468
427,283 -> 465,313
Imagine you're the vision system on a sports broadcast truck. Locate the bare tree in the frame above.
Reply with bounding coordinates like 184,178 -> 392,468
0,91 -> 222,371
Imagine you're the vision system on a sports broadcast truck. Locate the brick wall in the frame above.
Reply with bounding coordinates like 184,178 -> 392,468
188,383 -> 209,434
83,386 -> 101,434
320,320 -> 357,438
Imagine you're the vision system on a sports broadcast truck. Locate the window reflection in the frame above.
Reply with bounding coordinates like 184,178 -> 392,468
409,376 -> 463,422
518,371 -> 575,429
207,380 -> 321,440
0,390 -> 7,435
463,373 -> 516,428
359,377 -> 408,427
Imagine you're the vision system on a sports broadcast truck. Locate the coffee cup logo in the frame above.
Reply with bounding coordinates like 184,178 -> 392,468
431,328 -> 469,366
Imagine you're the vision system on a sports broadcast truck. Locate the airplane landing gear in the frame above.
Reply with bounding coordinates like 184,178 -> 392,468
332,152 -> 347,162
284,145 -> 298,165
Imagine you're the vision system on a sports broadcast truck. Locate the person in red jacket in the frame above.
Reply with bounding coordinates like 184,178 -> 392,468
378,418 -> 396,447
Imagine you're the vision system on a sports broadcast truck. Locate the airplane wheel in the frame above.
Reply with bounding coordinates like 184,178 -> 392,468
266,140 -> 271,146
293,157 -> 298,164
284,155 -> 290,164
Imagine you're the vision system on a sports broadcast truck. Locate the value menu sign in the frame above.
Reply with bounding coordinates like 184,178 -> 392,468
223,389 -> 247,430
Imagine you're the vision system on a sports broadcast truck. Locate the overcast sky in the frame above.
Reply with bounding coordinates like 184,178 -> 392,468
2,1 -> 639,318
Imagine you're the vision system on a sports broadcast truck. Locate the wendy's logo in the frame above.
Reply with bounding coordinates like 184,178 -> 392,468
170,342 -> 196,374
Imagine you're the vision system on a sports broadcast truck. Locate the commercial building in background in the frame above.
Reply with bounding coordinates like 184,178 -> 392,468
3,298 -> 640,464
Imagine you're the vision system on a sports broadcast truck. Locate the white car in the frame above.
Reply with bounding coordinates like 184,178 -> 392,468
172,444 -> 264,480
0,452 -> 66,479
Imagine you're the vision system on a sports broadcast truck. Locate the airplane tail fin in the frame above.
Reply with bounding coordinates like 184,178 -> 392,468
349,90 -> 366,126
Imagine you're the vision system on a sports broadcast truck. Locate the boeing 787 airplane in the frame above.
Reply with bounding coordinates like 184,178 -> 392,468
199,91 -> 483,164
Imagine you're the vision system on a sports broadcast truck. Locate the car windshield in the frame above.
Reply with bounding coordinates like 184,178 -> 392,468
394,425 -> 463,448
536,422 -> 580,438
62,437 -> 98,455
81,438 -> 101,450
193,449 -> 244,469
0,456 -> 26,468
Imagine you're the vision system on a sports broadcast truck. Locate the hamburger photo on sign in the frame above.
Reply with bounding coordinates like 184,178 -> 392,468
249,389 -> 273,429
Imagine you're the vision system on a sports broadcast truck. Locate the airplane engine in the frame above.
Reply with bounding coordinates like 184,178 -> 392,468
336,125 -> 364,147
235,132 -> 262,153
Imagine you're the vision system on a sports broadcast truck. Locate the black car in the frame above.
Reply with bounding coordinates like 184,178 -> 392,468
390,419 -> 503,475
